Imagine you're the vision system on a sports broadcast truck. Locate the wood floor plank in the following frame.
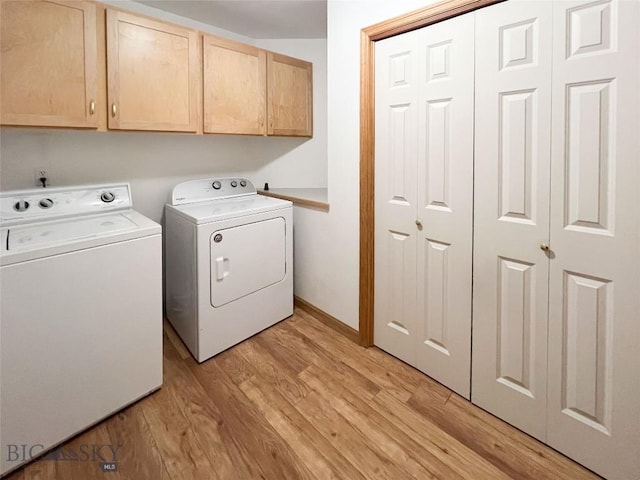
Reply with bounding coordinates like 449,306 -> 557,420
168,464 -> 225,480
160,334 -> 246,480
290,309 -> 415,401
365,346 -> 452,402
190,360 -> 316,480
265,320 -> 329,366
253,325 -> 310,374
264,321 -> 381,400
140,381 -> 212,479
2,470 -> 23,480
209,347 -> 257,386
452,394 -> 600,480
301,364 -> 465,480
240,376 -> 367,480
105,403 -> 170,480
372,390 -> 512,480
294,390 -> 413,480
233,335 -> 311,405
408,385 -> 601,480
9,460 -> 55,480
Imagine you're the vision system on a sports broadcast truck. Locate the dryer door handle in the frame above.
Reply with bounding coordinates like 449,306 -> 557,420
215,257 -> 230,281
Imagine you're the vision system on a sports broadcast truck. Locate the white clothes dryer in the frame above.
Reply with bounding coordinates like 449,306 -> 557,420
0,183 -> 162,476
165,178 -> 293,363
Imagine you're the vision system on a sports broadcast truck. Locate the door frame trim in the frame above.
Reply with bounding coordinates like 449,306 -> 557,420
358,0 -> 504,346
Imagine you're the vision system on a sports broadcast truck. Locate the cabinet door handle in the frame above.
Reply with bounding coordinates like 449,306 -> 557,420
111,103 -> 117,118
89,100 -> 95,115
415,219 -> 423,229
540,243 -> 550,252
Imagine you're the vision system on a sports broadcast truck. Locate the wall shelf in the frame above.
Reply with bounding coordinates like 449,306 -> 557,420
259,188 -> 328,211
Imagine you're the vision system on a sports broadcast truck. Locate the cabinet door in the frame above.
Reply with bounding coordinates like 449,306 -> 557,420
267,52 -> 312,137
106,10 -> 199,132
203,35 -> 266,135
546,1 -> 640,478
472,0 -> 553,441
0,0 -> 97,128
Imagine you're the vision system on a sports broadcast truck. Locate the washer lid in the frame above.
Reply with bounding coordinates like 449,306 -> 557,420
0,210 -> 160,266
167,194 -> 292,224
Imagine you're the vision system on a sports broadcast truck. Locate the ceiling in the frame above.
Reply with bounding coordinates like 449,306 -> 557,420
134,0 -> 327,39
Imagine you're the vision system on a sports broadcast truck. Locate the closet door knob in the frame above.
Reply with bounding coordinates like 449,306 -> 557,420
415,219 -> 423,229
540,243 -> 550,252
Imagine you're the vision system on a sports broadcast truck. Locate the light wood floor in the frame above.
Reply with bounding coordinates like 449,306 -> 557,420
7,308 -> 600,480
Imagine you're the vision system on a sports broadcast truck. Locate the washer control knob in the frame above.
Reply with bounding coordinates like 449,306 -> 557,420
212,181 -> 222,190
240,180 -> 247,187
100,192 -> 115,203
230,180 -> 238,188
13,200 -> 30,212
39,198 -> 54,209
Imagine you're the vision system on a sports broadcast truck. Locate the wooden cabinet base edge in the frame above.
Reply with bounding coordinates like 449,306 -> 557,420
294,296 -> 359,345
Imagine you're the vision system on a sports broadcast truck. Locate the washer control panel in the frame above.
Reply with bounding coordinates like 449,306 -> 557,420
0,184 -> 132,223
171,178 -> 256,205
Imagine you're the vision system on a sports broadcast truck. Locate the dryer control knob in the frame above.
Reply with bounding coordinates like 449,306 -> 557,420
231,180 -> 238,187
212,181 -> 222,190
100,192 -> 115,203
240,180 -> 247,187
13,200 -> 30,212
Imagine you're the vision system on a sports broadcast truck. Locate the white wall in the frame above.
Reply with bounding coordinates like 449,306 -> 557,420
0,129 -> 262,222
0,1 -> 327,226
291,0 -> 440,329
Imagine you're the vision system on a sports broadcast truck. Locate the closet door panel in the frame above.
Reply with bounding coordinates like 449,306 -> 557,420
472,0 -> 553,441
415,14 -> 475,399
547,1 -> 640,478
374,33 -> 419,366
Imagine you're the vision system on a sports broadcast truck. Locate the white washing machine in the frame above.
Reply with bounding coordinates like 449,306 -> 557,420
165,177 -> 293,363
0,183 -> 162,476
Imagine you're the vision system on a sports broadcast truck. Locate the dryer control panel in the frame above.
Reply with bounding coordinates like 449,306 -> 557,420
171,178 -> 256,206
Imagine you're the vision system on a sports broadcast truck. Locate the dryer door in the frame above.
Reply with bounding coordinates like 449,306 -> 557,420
210,217 -> 286,307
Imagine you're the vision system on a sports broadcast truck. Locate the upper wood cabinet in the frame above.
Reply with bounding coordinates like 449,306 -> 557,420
106,10 -> 199,132
267,52 -> 313,137
0,2 -> 312,136
203,39 -> 313,138
203,35 -> 266,135
0,0 -> 98,128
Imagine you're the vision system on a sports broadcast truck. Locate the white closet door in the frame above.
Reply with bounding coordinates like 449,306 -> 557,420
415,14 -> 474,399
472,0 -> 553,440
546,1 -> 640,478
374,32 -> 419,366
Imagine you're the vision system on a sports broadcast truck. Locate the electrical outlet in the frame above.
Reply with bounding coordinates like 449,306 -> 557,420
34,168 -> 48,187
